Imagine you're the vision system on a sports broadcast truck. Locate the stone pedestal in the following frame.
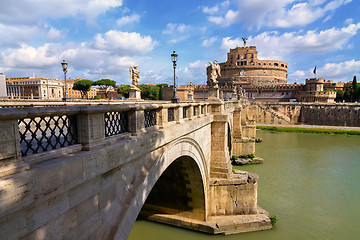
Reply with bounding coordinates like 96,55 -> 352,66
187,93 -> 194,102
231,93 -> 238,100
128,87 -> 142,101
207,87 -> 221,102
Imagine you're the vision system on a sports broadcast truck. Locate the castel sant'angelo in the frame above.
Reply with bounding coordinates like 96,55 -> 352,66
215,40 -> 288,87
163,38 -> 338,103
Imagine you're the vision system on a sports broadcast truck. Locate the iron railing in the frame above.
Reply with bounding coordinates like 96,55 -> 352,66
144,109 -> 157,128
168,108 -> 175,122
19,115 -> 78,157
183,107 -> 188,119
105,111 -> 129,137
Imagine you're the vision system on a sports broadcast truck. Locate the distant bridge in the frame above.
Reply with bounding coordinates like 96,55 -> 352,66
0,100 -> 270,239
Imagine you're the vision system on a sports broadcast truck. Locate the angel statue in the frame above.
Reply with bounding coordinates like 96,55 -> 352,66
242,37 -> 248,47
129,66 -> 140,88
207,60 -> 221,88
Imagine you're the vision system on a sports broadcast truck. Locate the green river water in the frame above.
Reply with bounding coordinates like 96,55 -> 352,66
129,130 -> 360,240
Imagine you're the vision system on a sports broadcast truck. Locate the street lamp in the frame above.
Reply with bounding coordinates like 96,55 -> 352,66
171,51 -> 180,103
61,60 -> 69,102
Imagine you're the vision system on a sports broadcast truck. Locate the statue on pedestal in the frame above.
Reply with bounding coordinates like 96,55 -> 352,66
207,60 -> 221,88
242,37 -> 248,47
128,66 -> 142,100
129,66 -> 140,89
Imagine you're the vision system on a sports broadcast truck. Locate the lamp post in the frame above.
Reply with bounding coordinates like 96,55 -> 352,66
61,60 -> 69,102
171,51 -> 180,103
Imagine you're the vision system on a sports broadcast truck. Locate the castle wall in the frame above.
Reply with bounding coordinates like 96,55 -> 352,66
254,102 -> 360,127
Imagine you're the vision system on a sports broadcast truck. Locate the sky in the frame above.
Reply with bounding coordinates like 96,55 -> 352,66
0,0 -> 359,85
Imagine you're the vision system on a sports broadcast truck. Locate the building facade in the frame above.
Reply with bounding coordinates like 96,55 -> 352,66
6,77 -> 63,100
0,73 -> 7,98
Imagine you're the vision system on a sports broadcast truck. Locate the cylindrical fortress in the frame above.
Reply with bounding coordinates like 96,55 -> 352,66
208,46 -> 288,87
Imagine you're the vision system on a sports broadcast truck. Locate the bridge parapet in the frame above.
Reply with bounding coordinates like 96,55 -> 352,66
0,101 -> 212,178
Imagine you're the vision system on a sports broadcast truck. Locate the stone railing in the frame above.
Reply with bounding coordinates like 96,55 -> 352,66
0,102 -> 214,177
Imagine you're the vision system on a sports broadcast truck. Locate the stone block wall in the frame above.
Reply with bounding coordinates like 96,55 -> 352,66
254,102 -> 360,127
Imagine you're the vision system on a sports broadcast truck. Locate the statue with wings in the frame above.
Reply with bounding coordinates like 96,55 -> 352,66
129,66 -> 140,88
207,60 -> 221,88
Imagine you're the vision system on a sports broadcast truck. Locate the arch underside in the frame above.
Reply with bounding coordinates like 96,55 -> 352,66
140,155 -> 206,221
114,136 -> 208,239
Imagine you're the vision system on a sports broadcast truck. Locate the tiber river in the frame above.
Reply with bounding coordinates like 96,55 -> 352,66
129,130 -> 360,240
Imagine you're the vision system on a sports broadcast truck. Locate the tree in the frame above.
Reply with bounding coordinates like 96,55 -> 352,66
334,89 -> 344,102
352,76 -> 359,102
92,79 -> 117,99
344,89 -> 351,102
117,85 -> 131,98
138,84 -> 160,100
72,79 -> 93,99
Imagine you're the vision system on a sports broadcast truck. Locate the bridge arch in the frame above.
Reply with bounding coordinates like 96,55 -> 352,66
114,136 -> 208,239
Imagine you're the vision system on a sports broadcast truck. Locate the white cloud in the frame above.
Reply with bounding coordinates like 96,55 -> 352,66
0,23 -> 40,47
288,60 -> 360,82
116,13 -> 140,26
202,37 -> 217,47
222,23 -> 360,60
1,44 -> 59,69
319,60 -> 360,81
162,23 -> 192,35
93,30 -> 158,55
162,23 -> 205,44
202,6 -> 219,14
288,70 -> 307,83
0,0 -> 123,25
203,0 -> 352,28
47,27 -> 65,40
189,60 -> 208,69
0,28 -> 158,81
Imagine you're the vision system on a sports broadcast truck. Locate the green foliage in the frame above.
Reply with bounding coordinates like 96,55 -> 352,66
334,89 -> 344,102
92,79 -> 116,98
138,84 -> 160,100
117,85 -> 131,98
94,95 -> 101,99
72,79 -> 93,99
269,215 -> 278,225
344,89 -> 351,102
92,79 -> 116,88
352,76 -> 360,101
156,83 -> 169,100
256,126 -> 360,136
231,155 -> 238,161
239,154 -> 255,159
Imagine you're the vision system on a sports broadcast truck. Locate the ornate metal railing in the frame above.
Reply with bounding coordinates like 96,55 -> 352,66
144,109 -> 157,128
105,111 -> 129,137
168,108 -> 175,122
183,107 -> 188,119
18,115 -> 78,157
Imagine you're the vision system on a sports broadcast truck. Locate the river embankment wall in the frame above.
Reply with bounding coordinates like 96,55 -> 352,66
250,102 -> 360,127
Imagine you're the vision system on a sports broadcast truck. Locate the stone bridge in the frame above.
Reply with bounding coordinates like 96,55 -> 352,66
0,100 -> 270,239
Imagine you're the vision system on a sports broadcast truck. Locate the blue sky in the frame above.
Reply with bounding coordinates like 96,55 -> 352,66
0,0 -> 359,85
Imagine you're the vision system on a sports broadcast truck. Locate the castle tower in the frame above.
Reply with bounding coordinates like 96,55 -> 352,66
208,46 -> 288,87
